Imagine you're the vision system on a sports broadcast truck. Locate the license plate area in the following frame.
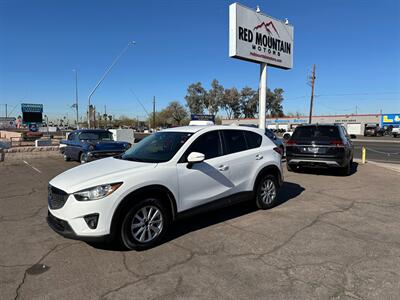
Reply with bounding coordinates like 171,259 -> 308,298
301,147 -> 326,154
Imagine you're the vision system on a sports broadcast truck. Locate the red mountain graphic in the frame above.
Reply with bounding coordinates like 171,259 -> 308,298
254,21 -> 280,37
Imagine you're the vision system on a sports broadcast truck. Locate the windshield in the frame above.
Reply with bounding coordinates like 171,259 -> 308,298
79,131 -> 113,141
121,132 -> 193,163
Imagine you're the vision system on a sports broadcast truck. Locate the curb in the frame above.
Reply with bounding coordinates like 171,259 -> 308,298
4,146 -> 59,153
352,139 -> 400,144
354,159 -> 400,173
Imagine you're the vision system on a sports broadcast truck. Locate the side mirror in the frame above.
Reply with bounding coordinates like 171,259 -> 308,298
187,152 -> 205,164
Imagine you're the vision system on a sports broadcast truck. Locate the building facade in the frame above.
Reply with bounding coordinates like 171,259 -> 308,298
221,113 -> 398,135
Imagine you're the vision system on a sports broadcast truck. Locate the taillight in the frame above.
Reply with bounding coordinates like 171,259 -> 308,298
330,139 -> 344,147
273,147 -> 283,155
286,139 -> 296,145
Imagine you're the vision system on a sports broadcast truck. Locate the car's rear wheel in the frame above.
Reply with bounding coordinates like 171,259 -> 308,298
341,158 -> 353,176
63,153 -> 70,161
120,198 -> 170,250
286,163 -> 293,172
80,152 -> 88,164
255,174 -> 279,209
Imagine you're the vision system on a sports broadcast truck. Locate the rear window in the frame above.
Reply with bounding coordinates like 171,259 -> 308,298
292,126 -> 340,141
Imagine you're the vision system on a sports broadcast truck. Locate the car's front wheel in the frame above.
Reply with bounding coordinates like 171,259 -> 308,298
255,174 -> 279,209
63,153 -> 70,161
120,198 -> 170,250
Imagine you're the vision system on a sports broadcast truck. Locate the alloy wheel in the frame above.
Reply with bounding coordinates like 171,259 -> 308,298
260,179 -> 276,204
131,205 -> 163,243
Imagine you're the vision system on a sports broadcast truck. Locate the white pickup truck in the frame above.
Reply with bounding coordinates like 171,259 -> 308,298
392,127 -> 400,138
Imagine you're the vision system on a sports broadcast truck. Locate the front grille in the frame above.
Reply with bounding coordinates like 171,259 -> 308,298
48,185 -> 69,210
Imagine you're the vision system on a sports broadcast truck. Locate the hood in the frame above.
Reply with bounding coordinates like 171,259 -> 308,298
50,157 -> 156,193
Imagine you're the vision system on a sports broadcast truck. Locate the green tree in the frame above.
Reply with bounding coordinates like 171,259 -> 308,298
205,79 -> 224,115
161,101 -> 188,126
184,82 -> 207,114
240,87 -> 258,118
221,87 -> 241,119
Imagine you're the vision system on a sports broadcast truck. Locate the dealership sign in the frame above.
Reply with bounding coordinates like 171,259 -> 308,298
229,3 -> 294,69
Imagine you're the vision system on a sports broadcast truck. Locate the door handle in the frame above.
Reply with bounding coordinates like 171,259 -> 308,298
255,154 -> 263,160
218,165 -> 229,171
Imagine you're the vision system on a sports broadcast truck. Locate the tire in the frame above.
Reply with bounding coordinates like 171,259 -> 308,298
80,152 -> 88,164
394,133 -> 398,138
119,198 -> 170,251
63,153 -> 70,161
341,158 -> 353,176
286,163 -> 293,172
255,174 -> 279,209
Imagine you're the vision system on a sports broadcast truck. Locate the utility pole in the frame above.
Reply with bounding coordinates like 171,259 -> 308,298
5,104 -> 7,118
308,64 -> 316,124
355,105 -> 358,115
73,69 -> 79,129
152,96 -> 156,130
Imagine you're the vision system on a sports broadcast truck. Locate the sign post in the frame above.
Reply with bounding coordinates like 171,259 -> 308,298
229,3 -> 293,129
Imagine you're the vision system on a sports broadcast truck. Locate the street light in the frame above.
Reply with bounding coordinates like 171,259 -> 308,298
87,40 -> 136,128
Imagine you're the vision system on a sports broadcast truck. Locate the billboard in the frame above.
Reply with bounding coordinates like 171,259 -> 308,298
381,114 -> 400,125
21,103 -> 43,124
229,3 -> 294,69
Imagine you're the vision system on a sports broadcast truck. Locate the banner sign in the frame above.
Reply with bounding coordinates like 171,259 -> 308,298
382,114 -> 400,125
229,3 -> 294,69
191,114 -> 215,122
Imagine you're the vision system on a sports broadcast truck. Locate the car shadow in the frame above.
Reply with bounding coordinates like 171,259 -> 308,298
86,181 -> 304,251
293,162 -> 359,177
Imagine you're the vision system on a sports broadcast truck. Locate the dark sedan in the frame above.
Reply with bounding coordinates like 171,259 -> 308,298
61,129 -> 131,163
286,124 -> 354,175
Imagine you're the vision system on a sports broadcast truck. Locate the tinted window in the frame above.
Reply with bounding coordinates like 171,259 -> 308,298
122,132 -> 192,163
68,133 -> 75,141
244,131 -> 262,149
265,129 -> 275,139
292,126 -> 340,141
79,131 -> 113,141
223,130 -> 247,154
185,131 -> 221,161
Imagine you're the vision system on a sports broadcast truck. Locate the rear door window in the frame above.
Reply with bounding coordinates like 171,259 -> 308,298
244,131 -> 262,149
222,130 -> 248,154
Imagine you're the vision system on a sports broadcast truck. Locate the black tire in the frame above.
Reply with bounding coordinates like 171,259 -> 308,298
255,174 -> 279,210
119,198 -> 170,251
80,152 -> 88,164
63,153 -> 70,161
286,163 -> 293,172
340,158 -> 353,176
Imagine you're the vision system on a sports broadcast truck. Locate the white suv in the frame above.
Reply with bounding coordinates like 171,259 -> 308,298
47,126 -> 283,250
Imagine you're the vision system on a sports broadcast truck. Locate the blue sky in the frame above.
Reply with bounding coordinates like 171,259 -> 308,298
0,0 -> 399,121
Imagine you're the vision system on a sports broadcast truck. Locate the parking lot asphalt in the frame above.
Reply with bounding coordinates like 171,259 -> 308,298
352,140 -> 400,164
1,157 -> 400,299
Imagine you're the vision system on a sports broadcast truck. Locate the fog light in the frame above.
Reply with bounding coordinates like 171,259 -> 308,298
84,213 -> 99,229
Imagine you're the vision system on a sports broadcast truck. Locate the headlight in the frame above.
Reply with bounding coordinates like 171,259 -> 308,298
74,183 -> 122,201
124,143 -> 131,149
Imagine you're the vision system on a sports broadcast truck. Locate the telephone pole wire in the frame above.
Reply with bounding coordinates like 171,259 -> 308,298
308,64 -> 316,124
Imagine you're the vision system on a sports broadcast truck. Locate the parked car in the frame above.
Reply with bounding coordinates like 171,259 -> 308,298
364,125 -> 383,137
392,127 -> 400,138
282,131 -> 293,141
286,124 -> 354,175
61,129 -> 131,164
47,126 -> 284,250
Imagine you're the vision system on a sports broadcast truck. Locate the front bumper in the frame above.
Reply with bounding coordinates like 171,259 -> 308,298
47,210 -> 111,242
